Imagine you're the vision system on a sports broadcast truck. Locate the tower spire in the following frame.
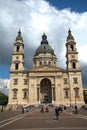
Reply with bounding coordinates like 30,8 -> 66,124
67,29 -> 74,41
16,29 -> 23,42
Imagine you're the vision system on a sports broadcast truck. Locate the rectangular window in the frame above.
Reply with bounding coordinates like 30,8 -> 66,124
64,89 -> 69,98
75,89 -> 79,98
64,78 -> 68,84
24,79 -> 28,85
13,91 -> 17,98
14,79 -> 18,85
23,91 -> 28,99
73,77 -> 78,84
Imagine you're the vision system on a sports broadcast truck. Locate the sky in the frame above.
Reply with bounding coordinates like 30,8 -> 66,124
0,0 -> 87,94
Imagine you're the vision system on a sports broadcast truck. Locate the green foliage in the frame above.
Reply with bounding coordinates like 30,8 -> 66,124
0,93 -> 8,106
83,91 -> 87,104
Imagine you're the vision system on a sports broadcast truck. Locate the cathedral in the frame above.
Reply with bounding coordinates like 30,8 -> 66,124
8,29 -> 84,108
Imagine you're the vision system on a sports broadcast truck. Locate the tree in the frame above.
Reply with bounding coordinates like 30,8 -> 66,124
0,93 -> 8,111
83,91 -> 87,104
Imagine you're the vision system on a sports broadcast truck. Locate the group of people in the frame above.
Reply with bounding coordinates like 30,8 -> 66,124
54,105 -> 78,120
40,106 -> 49,113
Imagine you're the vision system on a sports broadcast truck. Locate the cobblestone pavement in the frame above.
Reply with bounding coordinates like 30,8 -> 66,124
0,108 -> 87,130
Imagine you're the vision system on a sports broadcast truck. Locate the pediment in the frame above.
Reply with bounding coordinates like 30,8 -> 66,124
28,66 -> 66,72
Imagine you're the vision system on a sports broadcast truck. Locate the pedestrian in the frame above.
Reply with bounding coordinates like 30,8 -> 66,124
40,106 -> 44,113
22,107 -> 24,114
75,105 -> 78,114
55,106 -> 60,120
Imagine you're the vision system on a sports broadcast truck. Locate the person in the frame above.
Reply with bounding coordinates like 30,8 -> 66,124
59,106 -> 63,113
55,106 -> 60,120
9,107 -> 11,111
22,107 -> 24,114
75,105 -> 78,114
40,107 -> 44,113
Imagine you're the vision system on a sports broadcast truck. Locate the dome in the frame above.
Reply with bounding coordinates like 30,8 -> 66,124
35,33 -> 55,55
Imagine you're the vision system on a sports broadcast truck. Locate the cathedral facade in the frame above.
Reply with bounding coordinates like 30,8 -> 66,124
8,29 -> 84,108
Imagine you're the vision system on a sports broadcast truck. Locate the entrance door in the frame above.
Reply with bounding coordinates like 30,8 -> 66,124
40,78 -> 52,103
44,95 -> 48,102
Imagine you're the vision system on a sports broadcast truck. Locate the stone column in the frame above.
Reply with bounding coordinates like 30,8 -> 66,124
52,86 -> 55,103
37,84 -> 40,103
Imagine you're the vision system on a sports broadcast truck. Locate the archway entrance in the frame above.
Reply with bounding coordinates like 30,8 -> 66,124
40,78 -> 52,103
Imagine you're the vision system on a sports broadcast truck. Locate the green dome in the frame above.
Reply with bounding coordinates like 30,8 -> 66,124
35,33 -> 54,55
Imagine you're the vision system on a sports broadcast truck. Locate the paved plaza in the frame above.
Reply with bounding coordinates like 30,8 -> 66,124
0,107 -> 87,130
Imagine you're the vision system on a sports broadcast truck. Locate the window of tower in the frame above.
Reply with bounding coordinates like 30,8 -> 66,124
15,63 -> 19,70
72,62 -> 76,69
64,88 -> 69,98
74,87 -> 79,98
44,46 -> 46,49
14,79 -> 18,85
63,78 -> 68,84
24,79 -> 28,85
12,88 -> 18,99
24,91 -> 27,98
48,61 -> 51,66
73,77 -> 78,84
16,46 -> 20,52
16,56 -> 19,59
13,91 -> 17,98
44,61 -> 47,65
70,45 -> 74,51
39,61 -> 42,66
23,89 -> 28,99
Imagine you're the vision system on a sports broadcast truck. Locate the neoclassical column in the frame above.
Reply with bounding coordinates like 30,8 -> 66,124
52,86 -> 55,102
37,84 -> 40,103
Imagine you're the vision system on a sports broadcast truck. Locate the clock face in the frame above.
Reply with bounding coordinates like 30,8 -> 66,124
72,55 -> 75,58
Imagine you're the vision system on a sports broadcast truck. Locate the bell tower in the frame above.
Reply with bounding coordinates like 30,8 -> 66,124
66,29 -> 84,105
66,29 -> 81,71
10,30 -> 24,71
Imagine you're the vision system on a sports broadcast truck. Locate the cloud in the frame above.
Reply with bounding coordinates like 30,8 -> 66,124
0,0 -> 87,86
0,78 -> 9,95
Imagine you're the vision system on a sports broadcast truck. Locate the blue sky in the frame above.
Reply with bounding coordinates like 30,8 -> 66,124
46,0 -> 87,13
0,0 -> 87,89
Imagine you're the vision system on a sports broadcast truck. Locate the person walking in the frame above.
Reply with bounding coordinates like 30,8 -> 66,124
22,107 -> 24,114
55,106 -> 60,120
75,105 -> 78,114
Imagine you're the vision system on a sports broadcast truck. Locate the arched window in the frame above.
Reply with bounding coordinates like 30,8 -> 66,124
72,62 -> 76,69
24,91 -> 27,99
74,87 -> 79,98
70,45 -> 74,51
64,88 -> 69,98
15,63 -> 19,70
39,61 -> 42,66
23,89 -> 28,99
48,61 -> 51,66
16,46 -> 20,52
12,88 -> 18,98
